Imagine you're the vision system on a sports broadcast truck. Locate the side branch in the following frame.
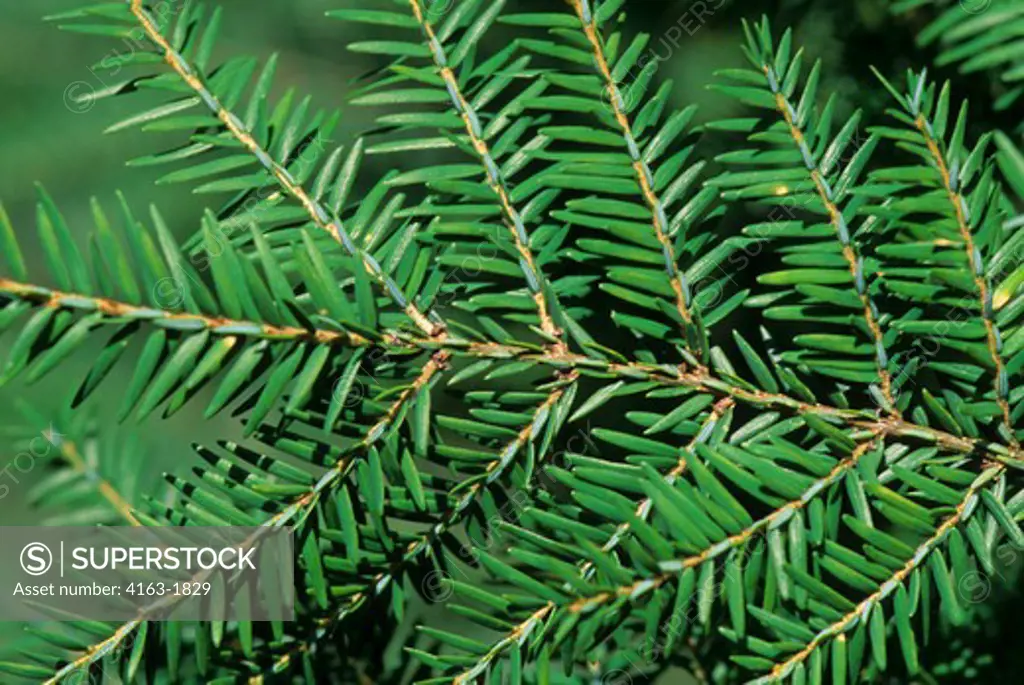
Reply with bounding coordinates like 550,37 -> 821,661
571,435 -> 881,612
914,114 -> 1015,445
258,372 -> 577,681
453,603 -> 554,685
751,463 -> 1004,683
569,0 -> 700,357
761,63 -> 898,413
127,0 -> 440,337
43,621 -> 143,685
452,398 -> 734,682
453,435 -> 880,683
337,374 -> 571,617
265,351 -> 449,527
406,0 -> 563,346
43,350 -> 447,683
582,397 -> 734,578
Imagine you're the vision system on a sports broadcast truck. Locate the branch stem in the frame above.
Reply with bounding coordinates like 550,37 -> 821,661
6,275 -> 1022,468
57,436 -> 141,526
0,277 -> 372,347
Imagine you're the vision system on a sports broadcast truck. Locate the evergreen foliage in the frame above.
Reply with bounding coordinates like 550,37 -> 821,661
2,0 -> 1024,683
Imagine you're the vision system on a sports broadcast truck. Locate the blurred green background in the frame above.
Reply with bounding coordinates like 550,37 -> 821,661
0,0 -> 953,675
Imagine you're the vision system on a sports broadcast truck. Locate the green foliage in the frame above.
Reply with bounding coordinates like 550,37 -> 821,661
893,0 -> 1024,113
2,1 -> 1024,684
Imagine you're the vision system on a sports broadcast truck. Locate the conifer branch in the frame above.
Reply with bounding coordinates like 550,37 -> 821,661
44,351 -> 446,682
751,463 -> 1005,683
6,269 -> 1019,470
453,602 -> 554,685
327,373 -> 573,619
454,435 -> 882,681
570,436 -> 882,610
127,0 -> 442,338
676,368 -> 1022,466
406,0 -> 564,347
15,8 -> 1024,682
452,398 -> 734,682
568,0 -> 700,358
258,372 -> 577,680
264,352 -> 448,528
360,339 -> 1020,466
436,351 -> 1023,467
759,60 -> 899,413
912,111 -> 1015,445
